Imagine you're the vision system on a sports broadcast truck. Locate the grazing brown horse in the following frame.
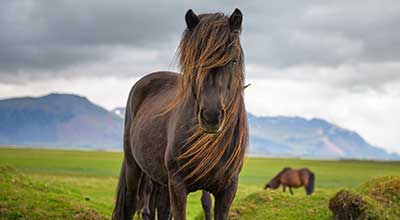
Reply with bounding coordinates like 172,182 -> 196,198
112,8 -> 248,220
264,167 -> 315,195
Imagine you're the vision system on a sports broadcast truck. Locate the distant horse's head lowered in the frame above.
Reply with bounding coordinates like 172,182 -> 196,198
175,8 -> 245,133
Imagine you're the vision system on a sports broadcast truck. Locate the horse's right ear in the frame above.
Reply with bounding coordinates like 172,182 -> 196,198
229,8 -> 243,34
185,9 -> 200,31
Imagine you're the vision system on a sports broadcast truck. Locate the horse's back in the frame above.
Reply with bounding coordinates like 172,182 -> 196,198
281,169 -> 303,187
299,168 -> 313,178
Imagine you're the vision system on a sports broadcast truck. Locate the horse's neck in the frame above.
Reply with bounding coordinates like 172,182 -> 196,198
170,93 -> 198,147
174,92 -> 197,125
274,173 -> 283,183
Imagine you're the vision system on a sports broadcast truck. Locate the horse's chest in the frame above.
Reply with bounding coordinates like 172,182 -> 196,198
181,152 -> 235,193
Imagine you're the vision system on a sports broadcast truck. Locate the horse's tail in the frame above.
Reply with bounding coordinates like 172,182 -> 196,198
306,171 -> 315,195
112,161 -> 128,220
112,81 -> 146,220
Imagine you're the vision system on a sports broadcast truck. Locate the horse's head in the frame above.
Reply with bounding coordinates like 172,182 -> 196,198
179,9 -> 244,133
264,167 -> 291,190
264,179 -> 280,190
195,57 -> 237,133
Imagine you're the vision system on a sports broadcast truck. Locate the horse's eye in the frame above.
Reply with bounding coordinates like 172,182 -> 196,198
232,59 -> 238,65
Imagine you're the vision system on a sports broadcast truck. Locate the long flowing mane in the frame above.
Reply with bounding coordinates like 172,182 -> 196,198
169,12 -> 248,189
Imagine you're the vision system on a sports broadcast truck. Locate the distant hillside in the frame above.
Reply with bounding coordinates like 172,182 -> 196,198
0,93 -> 123,149
112,108 -> 398,160
0,94 -> 398,159
247,114 -> 399,160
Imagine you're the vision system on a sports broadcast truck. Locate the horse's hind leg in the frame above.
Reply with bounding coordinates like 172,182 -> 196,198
148,184 -> 157,220
141,176 -> 154,220
201,191 -> 212,220
289,187 -> 294,195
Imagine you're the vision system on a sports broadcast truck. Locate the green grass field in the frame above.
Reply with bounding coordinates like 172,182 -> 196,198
1,147 -> 399,220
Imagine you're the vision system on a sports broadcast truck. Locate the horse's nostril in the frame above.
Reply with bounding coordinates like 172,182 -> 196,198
200,109 -> 208,121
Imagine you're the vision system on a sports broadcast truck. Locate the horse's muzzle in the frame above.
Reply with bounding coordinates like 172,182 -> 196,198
198,108 -> 225,133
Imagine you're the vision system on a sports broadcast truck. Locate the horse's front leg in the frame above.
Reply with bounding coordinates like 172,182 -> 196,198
214,177 -> 238,220
157,185 -> 171,220
168,175 -> 187,220
282,185 -> 286,192
201,191 -> 212,220
289,187 -> 294,195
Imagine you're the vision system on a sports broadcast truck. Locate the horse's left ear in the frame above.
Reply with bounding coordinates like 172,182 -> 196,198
185,9 -> 200,31
229,8 -> 242,34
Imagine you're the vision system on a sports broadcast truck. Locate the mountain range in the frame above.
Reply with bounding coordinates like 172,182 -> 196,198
247,114 -> 398,159
0,93 -> 398,160
0,93 -> 123,149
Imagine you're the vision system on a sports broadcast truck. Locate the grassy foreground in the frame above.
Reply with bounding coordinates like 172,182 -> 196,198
329,176 -> 400,219
1,147 -> 400,220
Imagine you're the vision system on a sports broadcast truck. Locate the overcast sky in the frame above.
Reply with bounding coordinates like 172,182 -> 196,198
1,0 -> 399,153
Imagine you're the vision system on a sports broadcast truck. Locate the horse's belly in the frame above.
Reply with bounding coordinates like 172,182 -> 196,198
130,98 -> 170,185
282,172 -> 303,187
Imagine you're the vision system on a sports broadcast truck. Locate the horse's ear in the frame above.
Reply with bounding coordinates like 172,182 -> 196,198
185,9 -> 200,31
229,8 -> 242,34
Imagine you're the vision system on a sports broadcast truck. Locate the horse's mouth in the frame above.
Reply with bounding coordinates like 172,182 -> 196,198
199,123 -> 220,134
201,127 -> 219,134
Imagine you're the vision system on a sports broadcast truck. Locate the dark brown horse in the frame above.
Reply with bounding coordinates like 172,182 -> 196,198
264,167 -> 315,195
112,8 -> 248,220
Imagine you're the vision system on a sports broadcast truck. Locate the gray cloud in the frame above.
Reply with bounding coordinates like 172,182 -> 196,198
1,0 -> 400,90
0,1 -> 183,72
242,1 -> 400,67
